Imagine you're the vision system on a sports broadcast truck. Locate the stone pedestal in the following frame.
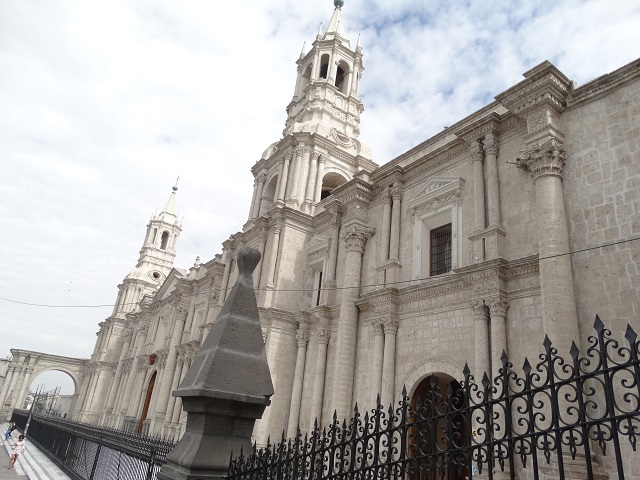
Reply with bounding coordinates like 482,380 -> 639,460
158,248 -> 273,480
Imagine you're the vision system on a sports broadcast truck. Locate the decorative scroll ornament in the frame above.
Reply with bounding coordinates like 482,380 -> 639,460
516,138 -> 566,180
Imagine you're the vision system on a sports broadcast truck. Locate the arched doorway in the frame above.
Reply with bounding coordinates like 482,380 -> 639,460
138,372 -> 157,433
410,373 -> 467,480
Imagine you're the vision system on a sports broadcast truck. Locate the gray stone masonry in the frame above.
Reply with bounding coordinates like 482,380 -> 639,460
158,248 -> 274,480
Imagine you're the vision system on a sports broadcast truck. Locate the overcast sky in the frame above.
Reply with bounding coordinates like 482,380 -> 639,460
1,0 -> 639,394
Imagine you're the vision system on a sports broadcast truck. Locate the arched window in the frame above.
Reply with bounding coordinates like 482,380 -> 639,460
160,231 -> 169,250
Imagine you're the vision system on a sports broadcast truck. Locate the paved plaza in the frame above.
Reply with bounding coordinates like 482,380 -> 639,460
1,424 -> 69,480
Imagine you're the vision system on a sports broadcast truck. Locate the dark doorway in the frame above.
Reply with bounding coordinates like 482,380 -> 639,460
138,371 -> 157,434
410,373 -> 467,480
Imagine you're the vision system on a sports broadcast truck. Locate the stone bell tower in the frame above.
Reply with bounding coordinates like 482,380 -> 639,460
246,0 -> 376,220
111,184 -> 183,320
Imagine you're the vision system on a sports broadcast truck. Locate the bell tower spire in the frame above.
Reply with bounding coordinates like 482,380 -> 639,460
111,183 -> 183,318
284,0 -> 366,140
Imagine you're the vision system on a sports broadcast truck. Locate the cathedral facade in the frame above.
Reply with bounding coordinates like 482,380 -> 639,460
2,4 -> 639,467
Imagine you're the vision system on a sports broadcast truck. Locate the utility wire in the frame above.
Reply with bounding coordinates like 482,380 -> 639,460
1,235 -> 638,309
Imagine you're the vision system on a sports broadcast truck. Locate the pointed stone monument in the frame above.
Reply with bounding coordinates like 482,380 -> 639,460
158,247 -> 274,480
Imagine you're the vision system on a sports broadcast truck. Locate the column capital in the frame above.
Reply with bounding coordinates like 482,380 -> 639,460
317,327 -> 331,345
484,133 -> 498,156
342,224 -> 374,254
256,171 -> 267,183
174,302 -> 190,321
296,328 -> 310,347
471,300 -> 488,318
390,185 -> 404,200
317,153 -> 327,164
284,151 -> 293,162
382,186 -> 392,204
372,320 -> 384,336
488,298 -> 509,317
516,138 -> 566,181
383,318 -> 399,336
470,140 -> 484,163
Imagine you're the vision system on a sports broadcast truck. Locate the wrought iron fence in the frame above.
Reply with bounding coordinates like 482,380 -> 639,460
11,410 -> 176,480
228,316 -> 640,480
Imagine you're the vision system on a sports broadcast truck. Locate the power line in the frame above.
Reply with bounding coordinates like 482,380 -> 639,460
1,235 -> 638,309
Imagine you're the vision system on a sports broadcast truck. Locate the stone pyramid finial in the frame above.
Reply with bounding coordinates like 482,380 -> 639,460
174,247 -> 273,404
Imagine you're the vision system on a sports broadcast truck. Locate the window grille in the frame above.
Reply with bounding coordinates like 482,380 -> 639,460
430,224 -> 452,276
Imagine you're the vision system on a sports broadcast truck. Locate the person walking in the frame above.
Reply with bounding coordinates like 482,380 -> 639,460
4,422 -> 16,441
7,434 -> 26,470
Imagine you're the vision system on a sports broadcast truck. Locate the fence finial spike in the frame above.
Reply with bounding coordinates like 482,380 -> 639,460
570,341 -> 580,360
594,314 -> 604,332
522,358 -> 532,375
625,323 -> 638,344
500,350 -> 508,365
543,334 -> 552,351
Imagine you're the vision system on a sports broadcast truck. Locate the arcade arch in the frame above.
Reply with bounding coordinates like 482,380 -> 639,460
0,349 -> 87,420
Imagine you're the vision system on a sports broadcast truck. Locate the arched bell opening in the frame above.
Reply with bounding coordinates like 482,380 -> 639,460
320,172 -> 348,200
409,373 -> 468,480
335,60 -> 351,94
319,54 -> 330,79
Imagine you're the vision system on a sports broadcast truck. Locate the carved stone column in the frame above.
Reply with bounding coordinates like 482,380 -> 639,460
288,147 -> 305,206
218,244 -> 235,305
286,327 -> 310,438
163,348 -> 186,426
321,205 -> 342,305
484,133 -> 501,227
313,155 -> 327,204
488,298 -> 509,381
517,139 -> 580,350
330,223 -> 373,421
471,141 -> 486,233
389,186 -> 403,260
277,152 -> 292,201
370,321 -> 385,406
250,171 -> 267,219
0,365 -> 16,411
304,152 -> 319,213
170,354 -> 190,425
381,318 -> 399,409
104,331 -> 133,415
308,327 -> 330,431
155,300 -> 190,420
378,188 -> 392,285
472,300 -> 490,381
264,218 -> 283,307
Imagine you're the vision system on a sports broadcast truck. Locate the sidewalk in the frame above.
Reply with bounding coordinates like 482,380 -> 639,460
1,424 -> 70,480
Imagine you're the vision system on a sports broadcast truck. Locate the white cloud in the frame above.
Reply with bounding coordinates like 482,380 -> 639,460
0,0 -> 638,388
